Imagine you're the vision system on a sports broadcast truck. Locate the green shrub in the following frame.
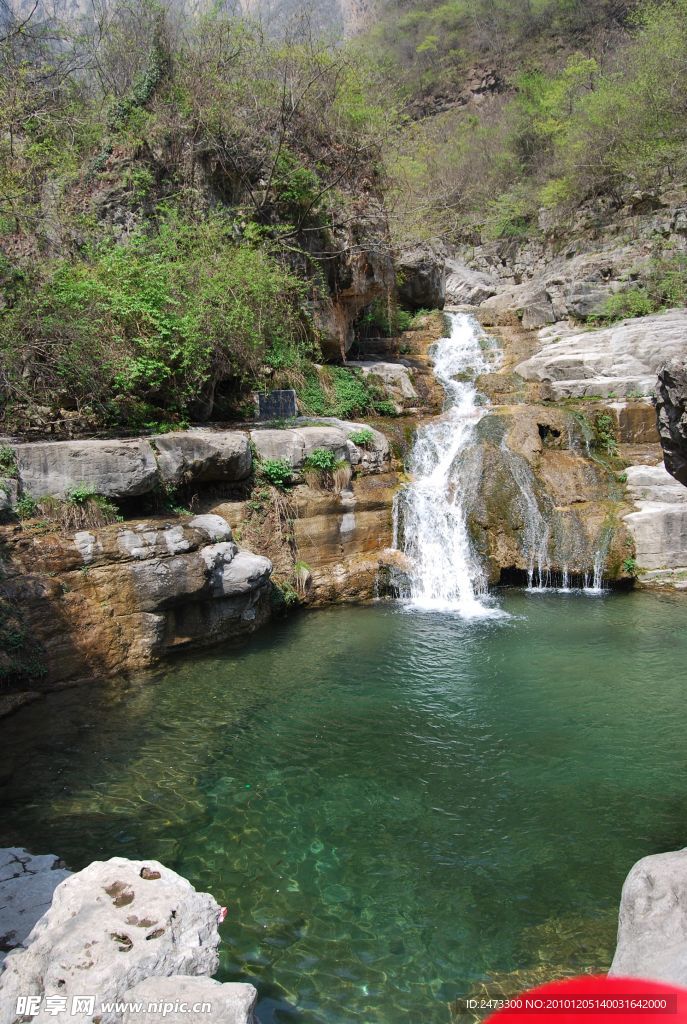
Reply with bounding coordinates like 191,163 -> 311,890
0,596 -> 47,683
622,556 -> 638,576
303,450 -> 352,492
374,399 -> 398,416
303,448 -> 338,472
0,445 -> 17,479
593,413 -> 619,457
0,212 -> 314,424
260,458 -> 293,489
16,495 -> 38,520
348,428 -> 375,447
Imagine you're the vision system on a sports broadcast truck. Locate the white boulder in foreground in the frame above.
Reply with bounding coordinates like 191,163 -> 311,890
611,848 -> 687,985
0,856 -> 255,1024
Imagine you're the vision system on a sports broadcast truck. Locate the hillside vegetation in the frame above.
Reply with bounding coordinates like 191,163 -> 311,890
0,0 -> 397,429
0,0 -> 686,431
371,0 -> 687,243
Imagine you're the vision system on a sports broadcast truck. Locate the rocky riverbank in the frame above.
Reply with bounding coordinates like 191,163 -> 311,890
5,840 -> 687,1024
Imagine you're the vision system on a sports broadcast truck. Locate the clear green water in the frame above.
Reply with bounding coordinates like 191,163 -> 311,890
2,591 -> 687,1023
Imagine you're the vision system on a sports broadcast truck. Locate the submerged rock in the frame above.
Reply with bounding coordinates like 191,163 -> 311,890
610,848 -> 687,986
656,360 -> 687,487
0,857 -> 237,1024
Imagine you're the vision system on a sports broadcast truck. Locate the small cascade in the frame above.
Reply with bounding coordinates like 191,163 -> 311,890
584,533 -> 611,594
498,440 -> 552,590
395,313 -> 502,617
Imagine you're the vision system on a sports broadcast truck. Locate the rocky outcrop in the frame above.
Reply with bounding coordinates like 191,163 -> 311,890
515,311 -> 687,400
464,404 -> 632,584
0,849 -> 71,968
345,361 -> 417,407
1,514 -> 271,688
11,432 -> 252,506
250,421 -> 390,473
610,848 -> 687,986
445,261 -> 498,306
153,432 -> 252,488
315,202 -> 396,359
623,463 -> 687,586
455,186 -> 687,321
0,856 -> 255,1024
479,250 -> 631,327
396,243 -> 446,310
656,361 -> 687,487
15,440 -> 159,501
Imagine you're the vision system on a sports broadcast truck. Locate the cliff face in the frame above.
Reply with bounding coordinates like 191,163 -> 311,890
0,416 -> 404,709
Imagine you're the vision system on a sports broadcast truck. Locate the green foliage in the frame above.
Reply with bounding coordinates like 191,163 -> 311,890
0,212 -> 314,424
385,0 -> 687,245
303,448 -> 338,472
270,579 -> 300,612
593,413 -> 619,457
15,495 -> 38,520
622,555 -> 638,576
0,445 -> 17,479
590,255 -> 687,324
348,428 -> 375,447
298,366 -> 390,419
260,458 -> 293,489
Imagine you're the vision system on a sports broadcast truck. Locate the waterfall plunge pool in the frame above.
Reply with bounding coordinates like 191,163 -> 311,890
2,591 -> 687,1023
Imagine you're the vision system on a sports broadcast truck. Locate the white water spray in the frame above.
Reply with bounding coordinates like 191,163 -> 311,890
397,313 -> 502,618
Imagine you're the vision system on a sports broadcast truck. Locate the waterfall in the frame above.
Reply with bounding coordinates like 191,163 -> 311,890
498,439 -> 552,590
396,313 -> 503,618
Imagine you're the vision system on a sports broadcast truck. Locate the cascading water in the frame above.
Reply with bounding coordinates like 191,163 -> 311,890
396,313 -> 503,618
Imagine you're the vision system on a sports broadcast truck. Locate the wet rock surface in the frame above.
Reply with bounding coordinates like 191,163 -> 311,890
656,360 -> 687,487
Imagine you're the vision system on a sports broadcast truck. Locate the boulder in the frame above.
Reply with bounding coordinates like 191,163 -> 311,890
656,360 -> 687,486
152,431 -> 252,488
610,848 -> 687,985
0,849 -> 71,968
396,243 -> 446,310
0,479 -> 18,512
445,261 -> 498,306
250,419 -> 389,475
120,976 -> 257,1024
345,361 -> 417,403
0,857 -> 222,1024
516,310 -> 687,399
623,462 -> 687,577
14,440 -> 158,501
